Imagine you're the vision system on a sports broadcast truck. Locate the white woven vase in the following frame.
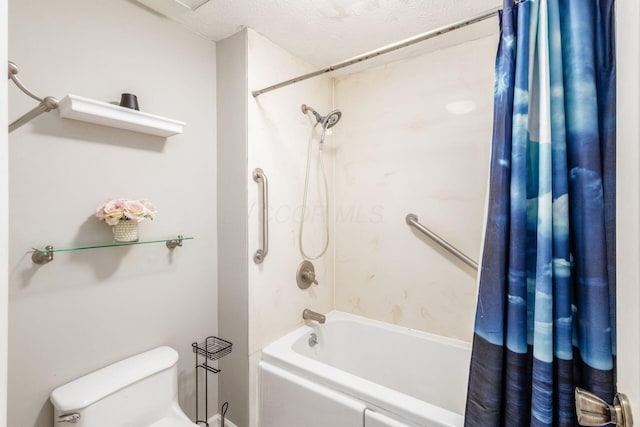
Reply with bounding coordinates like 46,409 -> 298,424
113,221 -> 139,242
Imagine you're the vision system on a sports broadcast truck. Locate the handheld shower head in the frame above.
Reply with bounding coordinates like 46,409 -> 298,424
301,104 -> 342,146
301,104 -> 342,130
323,110 -> 341,129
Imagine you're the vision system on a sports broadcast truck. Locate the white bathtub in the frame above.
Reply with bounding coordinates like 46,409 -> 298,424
259,311 -> 471,427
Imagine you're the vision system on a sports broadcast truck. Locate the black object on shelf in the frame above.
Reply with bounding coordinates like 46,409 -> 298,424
120,93 -> 140,110
193,336 -> 233,426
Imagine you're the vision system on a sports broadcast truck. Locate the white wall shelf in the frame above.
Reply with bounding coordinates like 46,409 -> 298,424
58,94 -> 186,137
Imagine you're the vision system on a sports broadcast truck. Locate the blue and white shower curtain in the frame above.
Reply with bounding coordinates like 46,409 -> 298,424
465,0 -> 616,426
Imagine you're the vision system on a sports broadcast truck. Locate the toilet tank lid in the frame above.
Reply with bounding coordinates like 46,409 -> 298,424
50,346 -> 179,412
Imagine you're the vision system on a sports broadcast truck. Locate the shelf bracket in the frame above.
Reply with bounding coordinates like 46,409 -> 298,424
166,235 -> 184,249
32,245 -> 54,265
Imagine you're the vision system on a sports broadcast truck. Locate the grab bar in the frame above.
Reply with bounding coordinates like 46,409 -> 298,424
8,61 -> 59,132
253,168 -> 269,264
406,213 -> 478,271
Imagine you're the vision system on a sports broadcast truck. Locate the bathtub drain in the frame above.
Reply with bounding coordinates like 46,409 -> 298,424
308,333 -> 318,347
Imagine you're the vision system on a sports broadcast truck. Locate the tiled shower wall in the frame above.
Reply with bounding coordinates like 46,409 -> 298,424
333,33 -> 498,342
247,29 -> 334,427
247,29 -> 334,356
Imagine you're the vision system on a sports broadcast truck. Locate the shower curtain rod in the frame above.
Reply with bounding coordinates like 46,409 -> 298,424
251,6 -> 501,97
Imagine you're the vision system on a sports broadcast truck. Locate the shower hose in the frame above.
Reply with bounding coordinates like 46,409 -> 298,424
299,123 -> 330,260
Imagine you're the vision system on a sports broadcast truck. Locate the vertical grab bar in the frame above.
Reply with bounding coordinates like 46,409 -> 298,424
253,168 -> 269,264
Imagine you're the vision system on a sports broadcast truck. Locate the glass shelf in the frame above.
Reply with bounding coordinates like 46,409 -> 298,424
32,236 -> 193,264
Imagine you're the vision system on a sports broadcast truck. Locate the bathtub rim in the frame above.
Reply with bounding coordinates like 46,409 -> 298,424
261,310 -> 471,426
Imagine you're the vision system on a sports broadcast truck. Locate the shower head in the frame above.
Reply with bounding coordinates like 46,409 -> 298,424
301,104 -> 323,124
301,104 -> 342,129
323,110 -> 341,129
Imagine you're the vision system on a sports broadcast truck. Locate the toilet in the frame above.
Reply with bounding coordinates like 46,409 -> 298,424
50,346 -> 197,427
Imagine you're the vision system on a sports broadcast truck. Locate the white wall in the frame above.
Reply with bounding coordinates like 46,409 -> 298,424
1,0 -> 8,426
247,29 -> 334,426
217,30 -> 250,427
333,33 -> 498,342
616,0 -> 640,410
8,1 -> 217,426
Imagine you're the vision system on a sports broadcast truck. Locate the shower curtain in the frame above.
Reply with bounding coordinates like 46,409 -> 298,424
464,0 -> 616,426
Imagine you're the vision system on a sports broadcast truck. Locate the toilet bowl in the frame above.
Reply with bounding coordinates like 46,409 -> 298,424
50,346 -> 197,427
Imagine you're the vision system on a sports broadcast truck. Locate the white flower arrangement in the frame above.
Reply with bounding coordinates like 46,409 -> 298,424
96,198 -> 157,226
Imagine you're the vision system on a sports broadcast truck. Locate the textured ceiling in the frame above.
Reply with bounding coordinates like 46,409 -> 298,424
134,0 -> 502,67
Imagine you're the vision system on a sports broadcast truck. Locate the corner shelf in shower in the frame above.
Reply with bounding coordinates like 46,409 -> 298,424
58,94 -> 186,137
31,235 -> 193,265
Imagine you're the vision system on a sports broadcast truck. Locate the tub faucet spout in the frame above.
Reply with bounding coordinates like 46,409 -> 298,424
303,309 -> 326,324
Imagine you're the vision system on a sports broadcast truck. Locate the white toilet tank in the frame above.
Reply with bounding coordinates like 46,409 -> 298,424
50,346 -> 194,427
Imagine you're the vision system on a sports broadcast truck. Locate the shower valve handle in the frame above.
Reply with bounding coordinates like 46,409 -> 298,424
302,270 -> 318,285
297,260 -> 318,289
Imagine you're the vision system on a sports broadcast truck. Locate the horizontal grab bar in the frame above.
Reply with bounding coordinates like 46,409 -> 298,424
405,214 -> 478,271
